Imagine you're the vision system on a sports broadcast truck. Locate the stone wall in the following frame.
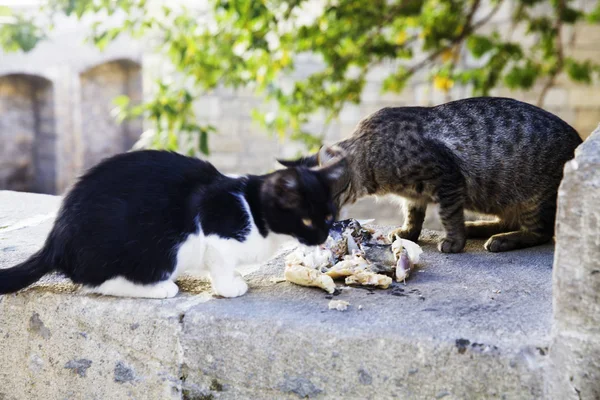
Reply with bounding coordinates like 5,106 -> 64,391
0,2 -> 599,227
80,60 -> 143,170
0,74 -> 56,193
548,124 -> 600,399
0,13 -> 145,193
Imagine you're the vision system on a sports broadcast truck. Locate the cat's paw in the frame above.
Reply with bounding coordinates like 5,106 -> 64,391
438,237 -> 466,253
162,280 -> 180,298
387,227 -> 420,243
151,280 -> 180,299
484,236 -> 514,252
212,275 -> 249,298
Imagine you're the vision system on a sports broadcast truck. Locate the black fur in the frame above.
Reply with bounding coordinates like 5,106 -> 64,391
0,150 -> 342,293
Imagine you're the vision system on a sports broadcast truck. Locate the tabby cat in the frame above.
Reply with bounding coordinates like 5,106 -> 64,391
280,97 -> 582,253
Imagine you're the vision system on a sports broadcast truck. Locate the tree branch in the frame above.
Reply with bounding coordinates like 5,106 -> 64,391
406,0 -> 505,76
537,0 -> 565,106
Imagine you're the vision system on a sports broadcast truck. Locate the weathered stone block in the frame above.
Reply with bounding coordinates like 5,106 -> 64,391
0,292 -> 204,400
545,107 -> 577,128
553,125 -> 600,335
360,103 -> 386,118
194,96 -> 221,119
548,333 -> 600,400
549,124 -> 600,399
574,23 -> 600,47
80,60 -> 143,169
338,104 -> 362,124
564,48 -> 600,64
541,87 -> 569,108
574,109 -> 600,139
338,123 -> 358,141
209,136 -> 244,153
360,81 -> 382,103
569,86 -> 600,108
0,190 -> 556,399
206,152 -> 239,171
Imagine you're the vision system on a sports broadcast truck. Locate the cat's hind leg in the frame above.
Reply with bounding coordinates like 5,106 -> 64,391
484,201 -> 554,252
388,199 -> 427,242
484,231 -> 553,252
465,219 -> 515,238
86,277 -> 179,299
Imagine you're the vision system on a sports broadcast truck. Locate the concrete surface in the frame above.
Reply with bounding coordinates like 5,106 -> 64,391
0,189 -> 556,399
548,124 -> 600,400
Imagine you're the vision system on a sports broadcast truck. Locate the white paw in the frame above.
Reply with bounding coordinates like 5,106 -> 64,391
161,280 -> 180,298
148,280 -> 179,299
212,275 -> 249,298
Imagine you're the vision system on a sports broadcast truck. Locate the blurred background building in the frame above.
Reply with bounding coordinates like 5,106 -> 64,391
1,0 -> 598,225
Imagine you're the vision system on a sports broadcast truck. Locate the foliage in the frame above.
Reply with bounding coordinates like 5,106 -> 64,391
113,83 -> 215,155
0,6 -> 44,52
2,0 -> 599,153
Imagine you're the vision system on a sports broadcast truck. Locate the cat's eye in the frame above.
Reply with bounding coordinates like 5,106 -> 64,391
302,218 -> 313,227
325,214 -> 333,222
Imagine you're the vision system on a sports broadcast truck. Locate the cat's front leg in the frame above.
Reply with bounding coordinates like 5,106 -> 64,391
388,199 -> 427,242
436,181 -> 466,253
205,249 -> 248,298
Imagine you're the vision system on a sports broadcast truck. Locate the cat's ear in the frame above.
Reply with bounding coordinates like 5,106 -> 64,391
277,145 -> 344,168
276,153 -> 319,168
264,171 -> 302,209
315,147 -> 350,198
317,145 -> 345,165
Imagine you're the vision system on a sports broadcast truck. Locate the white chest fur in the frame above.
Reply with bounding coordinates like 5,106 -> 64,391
207,194 -> 294,265
174,194 -> 295,277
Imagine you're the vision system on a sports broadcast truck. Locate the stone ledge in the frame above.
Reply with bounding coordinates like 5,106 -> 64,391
549,124 -> 600,400
0,190 -> 556,399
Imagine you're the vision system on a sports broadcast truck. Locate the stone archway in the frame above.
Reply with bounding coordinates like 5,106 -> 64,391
0,74 -> 56,194
80,59 -> 143,169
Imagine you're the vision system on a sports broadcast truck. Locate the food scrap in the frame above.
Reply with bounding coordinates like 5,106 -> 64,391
345,270 -> 392,289
284,219 -> 423,293
284,262 -> 336,294
328,300 -> 350,311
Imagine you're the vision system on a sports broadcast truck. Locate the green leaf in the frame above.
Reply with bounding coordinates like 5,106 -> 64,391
0,16 -> 45,53
113,94 -> 131,108
199,130 -> 209,155
503,62 -> 540,89
560,7 -> 583,24
565,58 -> 593,84
167,132 -> 178,150
467,35 -> 495,58
588,2 -> 600,22
382,66 -> 410,93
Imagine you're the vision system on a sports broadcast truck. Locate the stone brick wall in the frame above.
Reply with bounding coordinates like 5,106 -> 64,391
0,74 -> 55,193
80,60 -> 143,170
0,11 -> 145,193
0,1 -> 599,227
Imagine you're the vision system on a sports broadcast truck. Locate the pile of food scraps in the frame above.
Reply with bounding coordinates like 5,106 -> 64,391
284,219 -> 423,293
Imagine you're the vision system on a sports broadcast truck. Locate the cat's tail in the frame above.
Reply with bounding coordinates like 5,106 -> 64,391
0,248 -> 52,294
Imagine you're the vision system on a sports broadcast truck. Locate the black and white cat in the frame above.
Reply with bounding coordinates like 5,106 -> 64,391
0,150 -> 347,298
